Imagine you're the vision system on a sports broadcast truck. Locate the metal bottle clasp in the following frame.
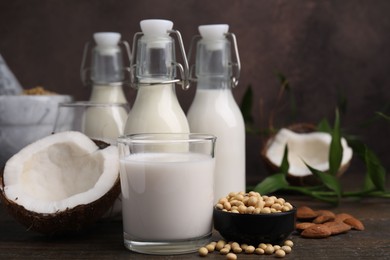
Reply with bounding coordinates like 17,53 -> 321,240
187,32 -> 241,88
130,30 -> 190,90
80,40 -> 132,87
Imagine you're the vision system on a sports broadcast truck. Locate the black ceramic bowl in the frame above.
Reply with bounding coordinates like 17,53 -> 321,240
213,207 -> 296,245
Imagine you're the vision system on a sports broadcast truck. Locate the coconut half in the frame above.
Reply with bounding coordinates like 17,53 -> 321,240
262,126 -> 353,185
0,131 -> 120,235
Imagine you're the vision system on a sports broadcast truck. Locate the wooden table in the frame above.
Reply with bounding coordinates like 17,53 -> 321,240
1,194 -> 389,259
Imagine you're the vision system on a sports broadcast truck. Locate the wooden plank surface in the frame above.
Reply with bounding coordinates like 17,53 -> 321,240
1,195 -> 389,259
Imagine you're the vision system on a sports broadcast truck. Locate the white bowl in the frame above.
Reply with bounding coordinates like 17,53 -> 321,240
0,95 -> 72,166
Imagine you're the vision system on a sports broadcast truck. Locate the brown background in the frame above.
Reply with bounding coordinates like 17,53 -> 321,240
1,0 -> 389,185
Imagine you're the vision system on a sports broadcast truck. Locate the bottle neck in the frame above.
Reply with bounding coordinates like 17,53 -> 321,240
196,77 -> 232,90
136,82 -> 176,95
90,84 -> 127,103
90,38 -> 125,82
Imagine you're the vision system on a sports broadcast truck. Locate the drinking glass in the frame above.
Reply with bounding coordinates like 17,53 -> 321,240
117,133 -> 216,255
53,101 -> 129,218
53,101 -> 129,144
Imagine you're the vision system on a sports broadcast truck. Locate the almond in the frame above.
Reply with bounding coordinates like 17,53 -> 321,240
334,213 -> 353,222
297,206 -> 318,220
323,221 -> 351,235
315,209 -> 336,218
344,217 -> 365,231
301,224 -> 332,238
296,222 -> 316,231
313,215 -> 335,224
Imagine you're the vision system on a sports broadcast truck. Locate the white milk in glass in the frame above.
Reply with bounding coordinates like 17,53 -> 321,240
120,152 -> 214,240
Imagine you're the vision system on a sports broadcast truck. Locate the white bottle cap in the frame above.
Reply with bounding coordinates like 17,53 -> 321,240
199,24 -> 229,40
94,32 -> 121,47
199,24 -> 229,50
140,19 -> 173,37
140,19 -> 173,50
93,32 -> 121,56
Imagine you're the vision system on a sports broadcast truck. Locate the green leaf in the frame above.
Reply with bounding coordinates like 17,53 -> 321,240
363,172 -> 375,192
276,72 -> 297,121
347,138 -> 366,157
276,72 -> 298,122
280,145 -> 289,175
285,186 -> 339,204
347,138 -> 386,192
276,73 -> 290,90
254,173 -> 289,195
305,163 -> 342,199
240,86 -> 254,124
365,148 -> 386,191
357,103 -> 390,128
376,112 -> 390,122
329,110 -> 343,176
317,119 -> 332,133
336,87 -> 348,115
349,139 -> 375,193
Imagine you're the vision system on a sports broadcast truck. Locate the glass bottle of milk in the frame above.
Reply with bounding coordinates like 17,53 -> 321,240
187,24 -> 245,202
124,19 -> 190,134
81,32 -> 131,144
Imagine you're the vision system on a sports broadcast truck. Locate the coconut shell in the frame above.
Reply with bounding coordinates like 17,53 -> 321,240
0,139 -> 121,236
0,170 -> 120,236
261,123 -> 350,186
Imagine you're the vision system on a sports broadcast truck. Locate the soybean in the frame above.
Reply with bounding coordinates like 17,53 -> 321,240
198,247 -> 208,257
226,253 -> 237,260
281,245 -> 292,253
206,243 -> 215,252
240,243 -> 248,250
232,246 -> 242,253
265,245 -> 275,254
220,247 -> 230,255
284,240 -> 294,247
275,249 -> 286,258
255,247 -> 265,255
199,239 -> 294,258
245,245 -> 255,254
273,245 -> 281,250
216,191 -> 293,214
216,240 -> 226,250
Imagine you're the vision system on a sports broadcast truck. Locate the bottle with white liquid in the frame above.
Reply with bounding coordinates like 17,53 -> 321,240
187,24 -> 245,201
124,19 -> 189,135
81,32 -> 131,144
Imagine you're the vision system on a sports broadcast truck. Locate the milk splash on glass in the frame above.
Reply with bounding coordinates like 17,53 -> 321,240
118,133 -> 216,255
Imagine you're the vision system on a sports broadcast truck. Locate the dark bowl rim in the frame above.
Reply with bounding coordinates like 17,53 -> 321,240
213,205 -> 297,217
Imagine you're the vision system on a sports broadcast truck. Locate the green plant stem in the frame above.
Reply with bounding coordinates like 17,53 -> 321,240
284,185 -> 390,199
343,190 -> 390,198
282,186 -> 339,204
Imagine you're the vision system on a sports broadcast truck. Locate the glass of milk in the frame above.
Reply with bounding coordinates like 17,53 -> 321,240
53,101 -> 129,145
117,133 -> 216,255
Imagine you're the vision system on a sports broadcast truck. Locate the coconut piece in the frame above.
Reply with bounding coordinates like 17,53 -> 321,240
0,131 -> 120,235
262,124 -> 353,185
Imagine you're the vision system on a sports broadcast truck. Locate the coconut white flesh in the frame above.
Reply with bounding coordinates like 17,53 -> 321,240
3,131 -> 119,214
266,128 -> 353,177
